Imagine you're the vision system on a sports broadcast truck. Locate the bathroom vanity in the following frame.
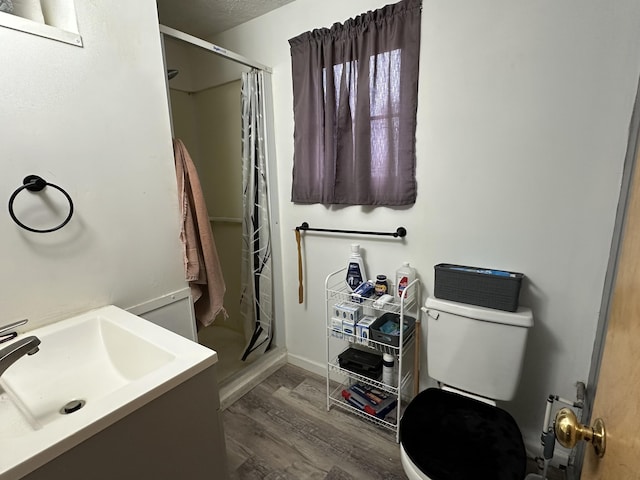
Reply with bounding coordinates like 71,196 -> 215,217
0,306 -> 229,480
21,366 -> 227,480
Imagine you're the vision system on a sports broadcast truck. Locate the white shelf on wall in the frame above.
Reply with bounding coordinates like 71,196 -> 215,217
0,2 -> 82,47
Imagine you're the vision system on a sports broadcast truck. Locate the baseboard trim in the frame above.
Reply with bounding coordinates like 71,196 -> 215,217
286,353 -> 325,378
219,346 -> 288,410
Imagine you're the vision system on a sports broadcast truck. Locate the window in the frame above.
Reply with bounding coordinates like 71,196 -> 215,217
289,0 -> 421,206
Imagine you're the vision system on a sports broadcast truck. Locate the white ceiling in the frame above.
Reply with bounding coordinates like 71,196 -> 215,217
156,0 -> 296,39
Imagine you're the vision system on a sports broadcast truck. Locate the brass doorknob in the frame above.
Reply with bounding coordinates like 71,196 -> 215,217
554,407 -> 606,457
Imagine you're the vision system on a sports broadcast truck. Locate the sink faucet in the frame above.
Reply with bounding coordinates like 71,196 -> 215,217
0,336 -> 40,378
0,319 -> 40,378
0,319 -> 28,344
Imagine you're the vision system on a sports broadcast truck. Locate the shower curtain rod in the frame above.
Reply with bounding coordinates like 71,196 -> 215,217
159,24 -> 272,73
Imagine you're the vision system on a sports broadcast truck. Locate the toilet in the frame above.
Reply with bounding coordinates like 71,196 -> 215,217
400,296 -> 533,480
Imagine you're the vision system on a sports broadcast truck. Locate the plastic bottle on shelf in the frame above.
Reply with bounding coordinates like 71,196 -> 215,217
382,353 -> 395,386
345,244 -> 367,292
374,274 -> 388,296
396,262 -> 417,304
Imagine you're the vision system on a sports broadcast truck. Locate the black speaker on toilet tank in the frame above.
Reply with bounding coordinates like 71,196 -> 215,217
434,263 -> 524,312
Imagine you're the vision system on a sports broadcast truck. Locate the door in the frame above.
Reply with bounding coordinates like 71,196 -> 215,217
581,145 -> 640,478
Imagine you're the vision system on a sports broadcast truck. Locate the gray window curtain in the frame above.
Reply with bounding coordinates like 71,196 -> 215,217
289,0 -> 422,206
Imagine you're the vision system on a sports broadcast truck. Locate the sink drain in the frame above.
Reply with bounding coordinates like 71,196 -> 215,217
60,399 -> 86,415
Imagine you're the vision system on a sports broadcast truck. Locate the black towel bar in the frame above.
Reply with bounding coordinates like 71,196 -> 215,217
295,222 -> 406,238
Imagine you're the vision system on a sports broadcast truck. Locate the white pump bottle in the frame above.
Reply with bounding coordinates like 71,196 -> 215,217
345,244 -> 367,292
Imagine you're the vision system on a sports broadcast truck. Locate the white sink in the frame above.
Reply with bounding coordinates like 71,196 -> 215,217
2,315 -> 176,429
0,388 -> 35,439
0,306 -> 217,479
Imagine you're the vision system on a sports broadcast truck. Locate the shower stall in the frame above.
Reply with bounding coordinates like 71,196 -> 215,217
160,26 -> 286,407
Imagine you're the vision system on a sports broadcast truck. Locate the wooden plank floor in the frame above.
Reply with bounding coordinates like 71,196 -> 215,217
222,364 -> 566,479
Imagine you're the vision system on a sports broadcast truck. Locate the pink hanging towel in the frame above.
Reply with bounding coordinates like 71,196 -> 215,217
173,138 -> 227,328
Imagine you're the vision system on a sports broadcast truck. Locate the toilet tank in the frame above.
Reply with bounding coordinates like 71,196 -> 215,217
425,297 -> 533,401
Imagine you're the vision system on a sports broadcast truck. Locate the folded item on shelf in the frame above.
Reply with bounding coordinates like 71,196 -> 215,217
338,347 -> 383,380
341,383 -> 397,419
349,382 -> 394,405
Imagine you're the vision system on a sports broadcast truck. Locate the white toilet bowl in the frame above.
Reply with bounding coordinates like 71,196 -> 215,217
399,297 -> 534,480
400,443 -> 432,480
399,388 -> 527,480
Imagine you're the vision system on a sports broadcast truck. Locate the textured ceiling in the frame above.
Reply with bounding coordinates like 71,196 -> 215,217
156,0 -> 296,39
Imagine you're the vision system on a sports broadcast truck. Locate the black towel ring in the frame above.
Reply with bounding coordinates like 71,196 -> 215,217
8,175 -> 74,233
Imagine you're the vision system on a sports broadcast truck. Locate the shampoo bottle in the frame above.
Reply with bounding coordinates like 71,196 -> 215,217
346,244 -> 367,292
396,262 -> 417,303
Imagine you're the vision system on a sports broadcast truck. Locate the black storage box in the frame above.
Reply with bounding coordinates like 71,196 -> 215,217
370,312 -> 416,348
434,263 -> 524,312
338,347 -> 383,380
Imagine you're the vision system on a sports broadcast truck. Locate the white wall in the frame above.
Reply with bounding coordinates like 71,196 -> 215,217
192,82 -> 244,221
0,2 -> 189,333
213,0 -> 640,459
163,37 -> 198,92
169,89 -> 201,164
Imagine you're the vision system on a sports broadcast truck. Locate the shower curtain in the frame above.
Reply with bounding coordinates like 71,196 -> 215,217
240,69 -> 273,362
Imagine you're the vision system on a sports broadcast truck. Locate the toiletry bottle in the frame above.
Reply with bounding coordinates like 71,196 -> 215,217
346,244 -> 367,292
382,353 -> 395,386
396,262 -> 416,304
374,275 -> 388,296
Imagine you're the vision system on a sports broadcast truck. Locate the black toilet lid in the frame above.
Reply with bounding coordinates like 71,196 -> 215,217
400,388 -> 526,480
